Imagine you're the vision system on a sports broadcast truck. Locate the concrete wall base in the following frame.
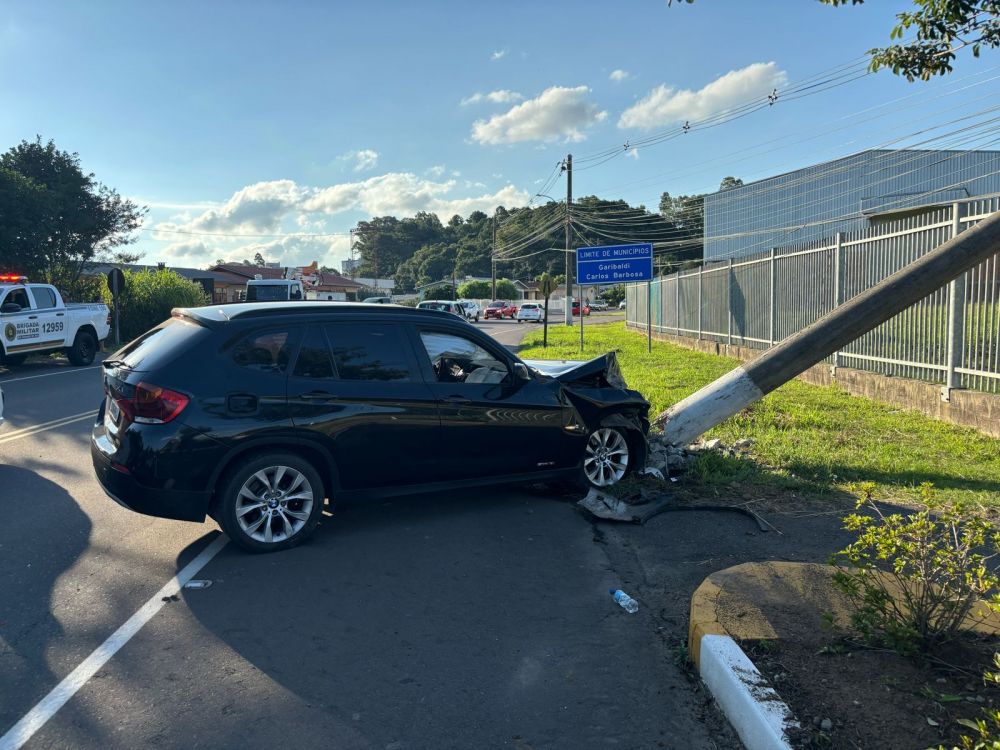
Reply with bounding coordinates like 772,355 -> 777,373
626,324 -> 1000,438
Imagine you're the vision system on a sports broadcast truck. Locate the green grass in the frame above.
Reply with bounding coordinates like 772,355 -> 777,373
520,322 -> 1000,507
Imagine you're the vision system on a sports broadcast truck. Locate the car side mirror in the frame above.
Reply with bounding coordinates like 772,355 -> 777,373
1,303 -> 21,313
513,362 -> 531,381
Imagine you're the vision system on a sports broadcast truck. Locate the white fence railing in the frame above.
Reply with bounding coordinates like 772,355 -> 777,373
626,199 -> 1000,395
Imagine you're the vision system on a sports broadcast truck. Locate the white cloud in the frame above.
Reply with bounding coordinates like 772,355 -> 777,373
339,148 -> 379,172
618,62 -> 788,130
609,69 -> 630,82
155,180 -> 303,234
148,174 -> 532,270
491,48 -> 508,61
303,172 -> 529,218
626,147 -> 639,160
461,89 -> 524,106
471,86 -> 608,145
426,165 -> 446,177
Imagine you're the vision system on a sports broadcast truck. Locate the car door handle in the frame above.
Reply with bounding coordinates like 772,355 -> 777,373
56,312 -> 64,317
28,315 -> 37,319
227,393 -> 258,413
443,395 -> 471,404
299,391 -> 338,401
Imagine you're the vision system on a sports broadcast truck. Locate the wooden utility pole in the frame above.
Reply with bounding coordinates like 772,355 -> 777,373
564,154 -> 573,326
655,210 -> 1000,445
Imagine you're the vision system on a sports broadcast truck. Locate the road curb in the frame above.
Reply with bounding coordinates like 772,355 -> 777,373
688,571 -> 796,750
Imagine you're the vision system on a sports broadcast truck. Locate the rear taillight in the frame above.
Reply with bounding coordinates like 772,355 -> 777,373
114,382 -> 189,425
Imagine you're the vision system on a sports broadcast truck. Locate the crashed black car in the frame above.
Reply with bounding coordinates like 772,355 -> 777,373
91,302 -> 649,552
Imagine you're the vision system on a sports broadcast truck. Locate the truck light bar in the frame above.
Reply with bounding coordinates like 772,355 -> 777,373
0,274 -> 27,283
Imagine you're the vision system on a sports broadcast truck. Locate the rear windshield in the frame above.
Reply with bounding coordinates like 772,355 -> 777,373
112,317 -> 208,371
488,302 -> 504,308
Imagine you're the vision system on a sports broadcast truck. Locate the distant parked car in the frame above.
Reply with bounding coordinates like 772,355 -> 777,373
457,300 -> 480,322
417,300 -> 466,317
572,300 -> 591,317
363,296 -> 392,304
516,303 -> 543,323
484,300 -> 517,320
590,299 -> 608,311
618,300 -> 626,310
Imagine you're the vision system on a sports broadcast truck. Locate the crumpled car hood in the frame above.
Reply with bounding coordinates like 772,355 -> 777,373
523,352 -> 649,429
523,352 -> 628,389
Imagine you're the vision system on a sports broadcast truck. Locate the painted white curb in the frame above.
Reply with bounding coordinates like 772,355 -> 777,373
699,634 -> 797,750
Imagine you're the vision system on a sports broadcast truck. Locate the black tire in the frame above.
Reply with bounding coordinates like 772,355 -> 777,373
67,329 -> 97,366
1,353 -> 27,367
217,453 -> 325,553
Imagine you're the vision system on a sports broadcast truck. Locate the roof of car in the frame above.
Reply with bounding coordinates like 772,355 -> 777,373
174,301 -> 462,326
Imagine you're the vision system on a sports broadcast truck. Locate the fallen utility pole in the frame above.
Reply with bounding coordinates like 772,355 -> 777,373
655,210 -> 1000,445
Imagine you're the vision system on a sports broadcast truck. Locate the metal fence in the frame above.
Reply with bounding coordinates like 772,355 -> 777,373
626,199 -> 1000,395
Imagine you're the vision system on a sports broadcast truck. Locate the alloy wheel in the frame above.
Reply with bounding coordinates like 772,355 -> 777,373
235,465 -> 315,544
584,428 -> 629,487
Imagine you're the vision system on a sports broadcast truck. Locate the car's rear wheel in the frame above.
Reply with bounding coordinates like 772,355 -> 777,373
67,329 -> 97,365
217,453 -> 324,553
582,427 -> 631,488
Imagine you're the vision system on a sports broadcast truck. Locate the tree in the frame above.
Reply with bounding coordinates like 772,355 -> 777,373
602,285 -> 626,306
457,279 -> 491,298
674,0 -> 999,81
538,272 -> 558,348
253,252 -> 266,266
0,138 -> 146,296
719,176 -> 743,191
494,278 -> 518,300
422,283 -> 454,300
821,0 -> 1000,80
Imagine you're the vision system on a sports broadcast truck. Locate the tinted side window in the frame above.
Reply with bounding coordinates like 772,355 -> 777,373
30,287 -> 57,309
293,326 -> 335,379
232,329 -> 293,373
325,323 -> 414,382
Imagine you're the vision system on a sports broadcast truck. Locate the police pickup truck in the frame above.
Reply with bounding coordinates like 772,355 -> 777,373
0,275 -> 110,366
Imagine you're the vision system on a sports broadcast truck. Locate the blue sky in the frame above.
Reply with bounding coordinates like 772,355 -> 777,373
3,0 -> 1000,271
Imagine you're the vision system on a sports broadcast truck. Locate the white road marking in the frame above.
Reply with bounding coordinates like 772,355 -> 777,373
0,365 -> 101,385
0,534 -> 229,750
0,411 -> 97,445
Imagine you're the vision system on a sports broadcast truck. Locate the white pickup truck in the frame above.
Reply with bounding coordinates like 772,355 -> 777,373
0,276 -> 110,366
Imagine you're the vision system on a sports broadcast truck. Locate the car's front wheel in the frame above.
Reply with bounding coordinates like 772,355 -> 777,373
582,427 -> 632,489
217,454 -> 325,553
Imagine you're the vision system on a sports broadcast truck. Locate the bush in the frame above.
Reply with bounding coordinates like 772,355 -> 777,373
102,269 -> 208,342
457,280 -> 491,299
833,486 -> 1000,655
422,283 -> 455,300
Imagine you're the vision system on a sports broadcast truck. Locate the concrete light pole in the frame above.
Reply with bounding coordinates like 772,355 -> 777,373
656,210 -> 1000,445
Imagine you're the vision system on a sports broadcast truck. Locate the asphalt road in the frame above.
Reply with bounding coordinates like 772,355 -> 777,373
0,316 -> 825,750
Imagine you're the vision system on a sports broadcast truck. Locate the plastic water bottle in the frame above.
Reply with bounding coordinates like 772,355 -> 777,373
610,588 -> 639,613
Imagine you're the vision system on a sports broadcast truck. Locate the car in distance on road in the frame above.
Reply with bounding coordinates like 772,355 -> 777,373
619,300 -> 626,310
572,300 -> 591,317
362,296 -> 392,304
91,302 -> 649,553
590,299 -> 608,312
515,303 -> 543,323
417,300 -> 466,317
0,275 -> 110,367
457,300 -> 480,322
484,300 -> 517,320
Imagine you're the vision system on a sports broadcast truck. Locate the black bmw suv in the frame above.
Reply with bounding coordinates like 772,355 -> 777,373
91,303 -> 649,552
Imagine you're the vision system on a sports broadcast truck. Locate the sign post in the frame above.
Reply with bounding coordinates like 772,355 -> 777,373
107,268 -> 125,347
576,242 -> 654,351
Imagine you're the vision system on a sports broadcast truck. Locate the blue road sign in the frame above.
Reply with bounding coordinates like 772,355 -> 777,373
576,243 -> 653,284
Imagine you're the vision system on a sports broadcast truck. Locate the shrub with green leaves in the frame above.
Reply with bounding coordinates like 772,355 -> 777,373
833,486 -> 1000,655
102,269 -> 208,343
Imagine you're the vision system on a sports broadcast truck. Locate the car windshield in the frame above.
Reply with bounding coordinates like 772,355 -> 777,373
246,285 -> 289,301
488,302 -> 504,308
421,302 -> 451,311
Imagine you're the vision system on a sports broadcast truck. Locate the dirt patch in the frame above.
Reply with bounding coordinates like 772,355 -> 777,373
735,569 -> 1000,749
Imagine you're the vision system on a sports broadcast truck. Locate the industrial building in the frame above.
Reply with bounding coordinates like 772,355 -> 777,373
703,149 -> 1000,261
